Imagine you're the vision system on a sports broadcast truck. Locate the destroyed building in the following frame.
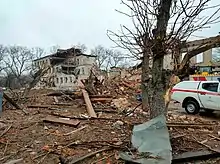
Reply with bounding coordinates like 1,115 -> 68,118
33,47 -> 96,89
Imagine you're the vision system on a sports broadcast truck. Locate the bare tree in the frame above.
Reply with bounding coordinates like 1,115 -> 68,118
76,43 -> 87,53
3,46 -> 34,87
0,45 -> 6,72
91,45 -> 126,71
31,47 -> 45,60
50,45 -> 60,53
91,45 -> 109,70
212,48 -> 220,62
109,50 -> 124,68
108,0 -> 220,118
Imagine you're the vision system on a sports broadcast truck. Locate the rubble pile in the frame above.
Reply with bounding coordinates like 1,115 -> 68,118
1,78 -> 220,163
101,78 -> 141,98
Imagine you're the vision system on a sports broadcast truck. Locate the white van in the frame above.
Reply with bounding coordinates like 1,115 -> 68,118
171,81 -> 220,114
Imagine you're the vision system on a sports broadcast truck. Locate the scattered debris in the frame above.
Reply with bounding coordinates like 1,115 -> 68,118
67,148 -> 111,164
63,125 -> 88,136
0,125 -> 12,138
53,96 -> 59,103
3,158 -> 23,164
1,75 -> 220,163
82,89 -> 97,118
113,120 -> 124,129
112,98 -> 130,112
173,150 -> 220,163
3,93 -> 20,110
120,115 -> 172,164
43,116 -> 80,127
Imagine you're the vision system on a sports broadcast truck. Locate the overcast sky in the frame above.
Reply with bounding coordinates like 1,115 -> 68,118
0,0 -> 220,52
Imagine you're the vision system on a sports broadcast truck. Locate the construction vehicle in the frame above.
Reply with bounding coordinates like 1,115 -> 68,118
189,64 -> 220,81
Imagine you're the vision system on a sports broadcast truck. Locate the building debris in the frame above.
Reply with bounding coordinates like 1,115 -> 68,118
82,89 -> 97,118
63,125 -> 88,136
120,115 -> 172,164
53,96 -> 59,103
67,148 -> 111,164
3,158 -> 23,164
172,150 -> 220,163
3,93 -> 21,110
43,116 -> 80,127
1,70 -> 220,163
0,125 -> 12,138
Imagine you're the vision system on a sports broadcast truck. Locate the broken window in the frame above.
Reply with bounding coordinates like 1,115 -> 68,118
75,69 -> 80,75
60,77 -> 63,84
65,77 -> 68,83
56,78 -> 59,84
77,59 -> 80,65
82,68 -> 85,75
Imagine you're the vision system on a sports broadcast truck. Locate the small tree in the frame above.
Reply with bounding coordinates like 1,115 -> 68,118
108,0 -> 220,118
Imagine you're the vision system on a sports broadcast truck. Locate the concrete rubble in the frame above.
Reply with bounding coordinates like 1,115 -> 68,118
0,74 -> 220,163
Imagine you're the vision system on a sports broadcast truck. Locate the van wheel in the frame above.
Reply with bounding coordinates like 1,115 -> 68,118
204,109 -> 214,114
185,101 -> 200,114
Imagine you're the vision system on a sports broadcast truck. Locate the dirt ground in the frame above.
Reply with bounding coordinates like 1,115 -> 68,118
1,89 -> 220,164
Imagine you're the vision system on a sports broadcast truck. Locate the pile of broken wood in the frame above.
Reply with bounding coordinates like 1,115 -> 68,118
2,74 -> 220,163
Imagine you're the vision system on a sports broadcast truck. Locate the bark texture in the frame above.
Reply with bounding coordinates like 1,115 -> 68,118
141,51 -> 150,111
147,0 -> 172,119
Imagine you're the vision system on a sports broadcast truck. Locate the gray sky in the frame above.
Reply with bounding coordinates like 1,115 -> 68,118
0,0 -> 220,52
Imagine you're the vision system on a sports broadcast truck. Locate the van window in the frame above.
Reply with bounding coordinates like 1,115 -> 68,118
202,83 -> 219,92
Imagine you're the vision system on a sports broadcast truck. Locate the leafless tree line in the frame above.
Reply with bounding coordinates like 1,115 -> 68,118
0,45 -> 45,89
91,45 -> 131,71
0,44 -> 129,89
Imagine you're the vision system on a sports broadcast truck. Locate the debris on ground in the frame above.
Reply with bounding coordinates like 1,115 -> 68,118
1,76 -> 220,163
119,114 -> 172,164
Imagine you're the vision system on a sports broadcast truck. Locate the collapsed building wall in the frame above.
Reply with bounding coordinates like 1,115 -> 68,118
33,47 -> 96,90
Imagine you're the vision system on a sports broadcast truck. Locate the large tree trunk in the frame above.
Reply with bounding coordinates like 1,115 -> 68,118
148,0 -> 172,119
149,56 -> 165,118
141,51 -> 150,112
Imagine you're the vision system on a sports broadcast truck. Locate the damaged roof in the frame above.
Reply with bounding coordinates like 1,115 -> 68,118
33,47 -> 96,61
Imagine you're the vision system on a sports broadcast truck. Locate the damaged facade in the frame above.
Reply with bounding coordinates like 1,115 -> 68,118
33,47 -> 96,89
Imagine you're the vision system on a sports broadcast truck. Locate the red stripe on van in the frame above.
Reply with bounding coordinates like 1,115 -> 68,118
171,88 -> 220,96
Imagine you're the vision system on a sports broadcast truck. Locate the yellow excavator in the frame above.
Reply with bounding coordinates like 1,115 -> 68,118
190,61 -> 220,81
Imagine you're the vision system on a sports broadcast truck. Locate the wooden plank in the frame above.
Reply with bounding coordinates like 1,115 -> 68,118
167,123 -> 215,128
43,116 -> 80,127
82,89 -> 97,118
172,150 -> 220,163
28,105 -> 51,108
90,95 -> 112,98
53,103 -> 73,106
94,109 -> 118,113
3,93 -> 21,110
90,97 -> 113,102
